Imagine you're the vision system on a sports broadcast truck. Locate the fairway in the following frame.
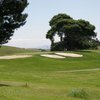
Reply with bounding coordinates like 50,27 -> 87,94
0,48 -> 100,100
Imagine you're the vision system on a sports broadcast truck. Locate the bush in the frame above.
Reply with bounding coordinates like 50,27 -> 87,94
68,88 -> 89,100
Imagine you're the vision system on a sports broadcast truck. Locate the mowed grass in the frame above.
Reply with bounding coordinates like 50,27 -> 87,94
0,47 -> 100,100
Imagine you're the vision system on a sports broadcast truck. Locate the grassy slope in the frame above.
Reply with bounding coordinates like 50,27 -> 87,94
0,46 -> 38,56
0,46 -> 100,100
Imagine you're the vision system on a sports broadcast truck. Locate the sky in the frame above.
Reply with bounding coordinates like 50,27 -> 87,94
6,0 -> 100,49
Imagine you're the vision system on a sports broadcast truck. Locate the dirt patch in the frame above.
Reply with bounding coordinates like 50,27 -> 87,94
0,55 -> 32,59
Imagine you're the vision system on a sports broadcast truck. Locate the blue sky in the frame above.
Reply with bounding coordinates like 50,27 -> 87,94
6,0 -> 100,48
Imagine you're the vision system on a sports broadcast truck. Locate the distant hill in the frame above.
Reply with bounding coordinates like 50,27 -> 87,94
0,46 -> 37,56
38,45 -> 50,50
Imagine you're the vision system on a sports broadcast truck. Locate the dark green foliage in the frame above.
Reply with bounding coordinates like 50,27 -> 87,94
89,38 -> 100,49
51,42 -> 64,51
46,13 -> 99,51
0,0 -> 28,45
49,13 -> 73,26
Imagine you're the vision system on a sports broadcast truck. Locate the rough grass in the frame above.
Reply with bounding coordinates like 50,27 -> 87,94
68,88 -> 89,99
0,47 -> 100,100
0,46 -> 38,56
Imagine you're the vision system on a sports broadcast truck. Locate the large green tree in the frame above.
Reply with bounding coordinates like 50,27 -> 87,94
46,13 -> 98,51
0,0 -> 28,45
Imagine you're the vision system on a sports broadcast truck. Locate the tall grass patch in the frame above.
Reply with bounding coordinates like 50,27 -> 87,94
68,88 -> 89,100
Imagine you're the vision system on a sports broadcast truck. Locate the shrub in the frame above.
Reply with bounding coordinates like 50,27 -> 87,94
68,88 -> 89,100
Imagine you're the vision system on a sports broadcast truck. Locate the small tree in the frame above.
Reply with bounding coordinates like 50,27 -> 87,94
0,0 -> 28,45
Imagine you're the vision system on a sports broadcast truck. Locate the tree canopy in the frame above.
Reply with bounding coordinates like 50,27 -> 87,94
0,0 -> 28,45
46,13 -> 99,51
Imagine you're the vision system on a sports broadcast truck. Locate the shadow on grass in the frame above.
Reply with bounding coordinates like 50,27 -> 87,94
0,82 -> 29,88
0,83 -> 11,87
75,50 -> 92,53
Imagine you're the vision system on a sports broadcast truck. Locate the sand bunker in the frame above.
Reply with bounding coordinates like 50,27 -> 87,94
41,54 -> 65,59
41,52 -> 83,59
0,55 -> 32,59
55,53 -> 83,57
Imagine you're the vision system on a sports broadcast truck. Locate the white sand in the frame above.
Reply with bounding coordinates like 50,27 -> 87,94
0,55 -> 32,59
41,54 -> 65,58
55,53 -> 83,57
